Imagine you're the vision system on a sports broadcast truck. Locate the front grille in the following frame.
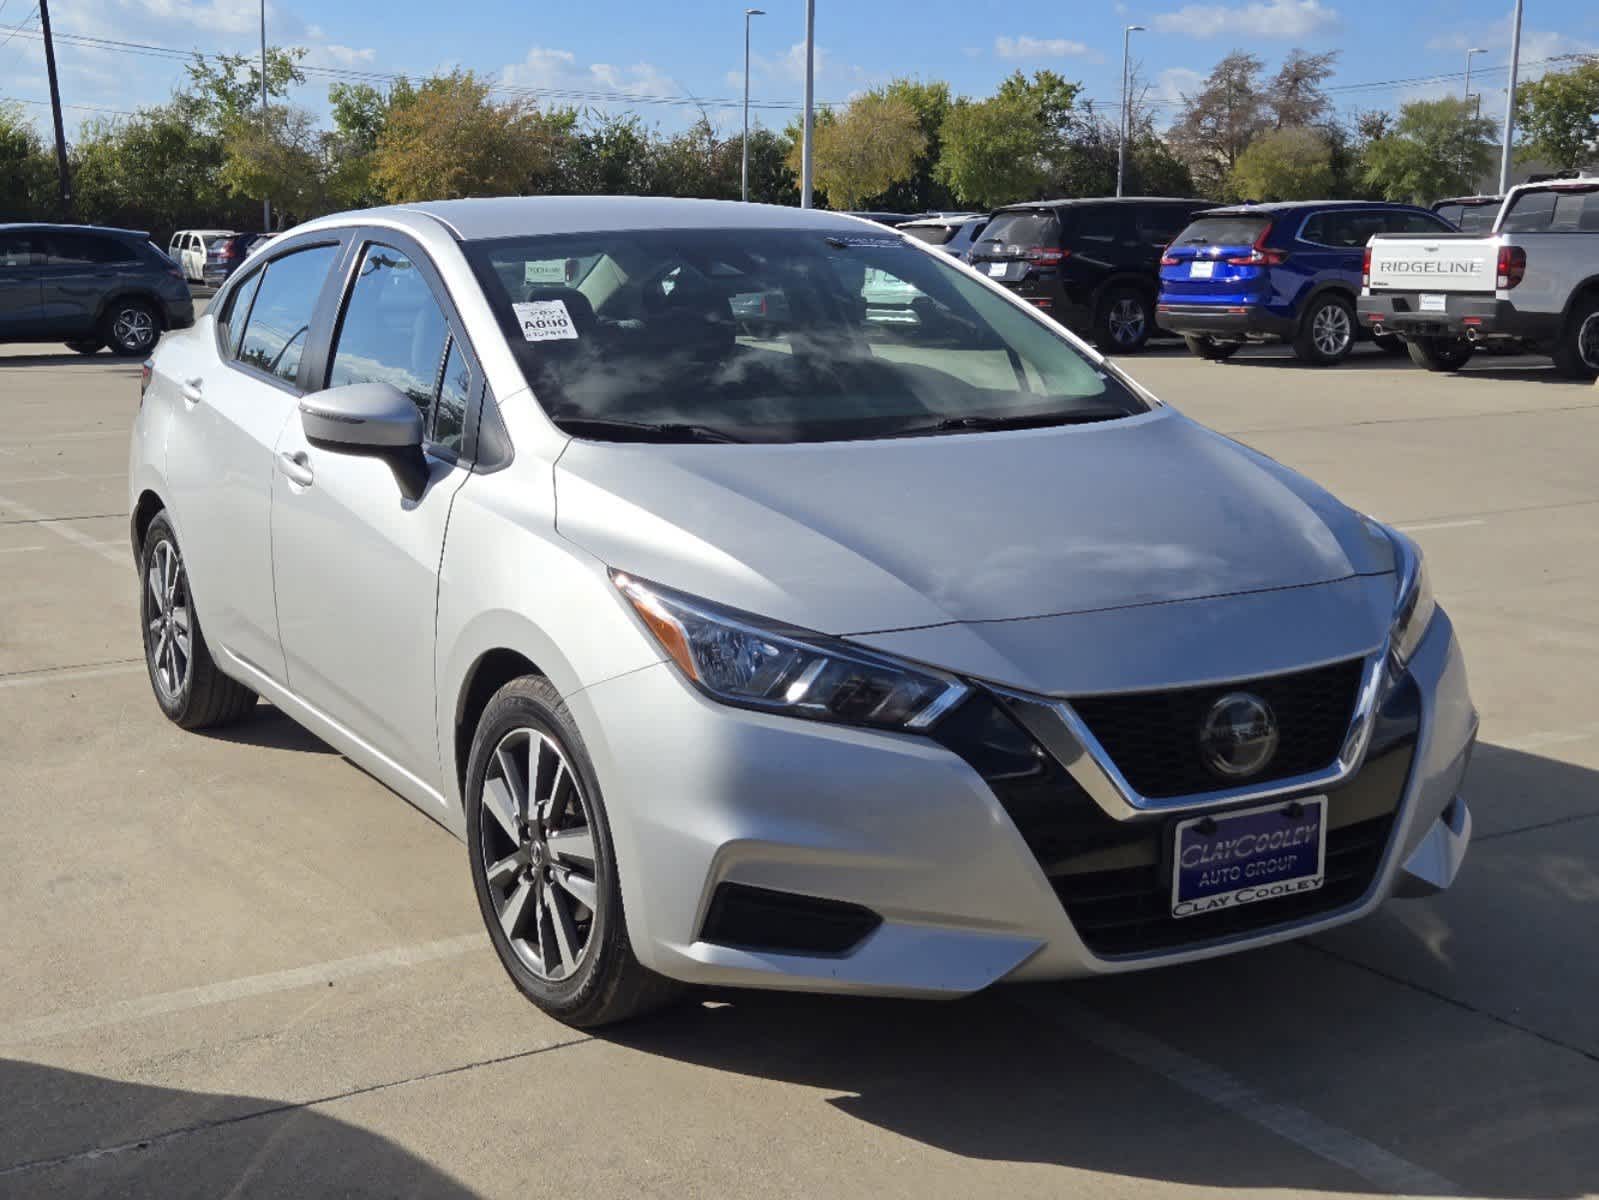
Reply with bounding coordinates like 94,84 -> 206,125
933,676 -> 1418,959
1069,658 -> 1366,799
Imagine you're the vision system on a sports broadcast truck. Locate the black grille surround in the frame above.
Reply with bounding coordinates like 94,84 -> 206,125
933,675 -> 1420,959
1068,658 -> 1367,799
700,883 -> 882,957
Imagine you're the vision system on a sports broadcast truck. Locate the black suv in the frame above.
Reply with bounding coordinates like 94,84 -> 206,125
1,224 -> 195,356
969,197 -> 1213,352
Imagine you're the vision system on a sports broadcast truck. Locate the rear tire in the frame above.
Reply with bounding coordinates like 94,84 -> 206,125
1550,295 -> 1599,380
465,675 -> 682,1029
65,339 -> 104,355
1372,332 -> 1407,355
1406,336 -> 1475,372
1292,294 -> 1356,365
103,299 -> 160,357
140,512 -> 257,729
1093,287 -> 1153,354
1182,334 -> 1241,361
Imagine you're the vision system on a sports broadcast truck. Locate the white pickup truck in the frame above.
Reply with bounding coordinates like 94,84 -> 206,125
1357,178 -> 1599,377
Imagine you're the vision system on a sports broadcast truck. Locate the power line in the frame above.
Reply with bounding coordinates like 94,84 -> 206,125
0,93 -> 134,114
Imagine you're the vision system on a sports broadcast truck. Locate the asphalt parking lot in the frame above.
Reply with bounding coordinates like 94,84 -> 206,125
2,327 -> 1597,1199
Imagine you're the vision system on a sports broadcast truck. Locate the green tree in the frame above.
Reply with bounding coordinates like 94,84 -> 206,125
790,92 -> 925,210
0,102 -> 57,218
220,105 -> 330,224
868,78 -> 953,211
1515,60 -> 1599,171
1170,51 -> 1269,193
936,92 -> 1047,207
1228,126 -> 1334,200
185,47 -> 306,129
1362,97 -> 1497,204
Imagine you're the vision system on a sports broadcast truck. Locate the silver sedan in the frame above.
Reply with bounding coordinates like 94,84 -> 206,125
128,197 -> 1477,1027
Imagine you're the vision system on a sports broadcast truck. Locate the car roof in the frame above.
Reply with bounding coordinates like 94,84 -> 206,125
0,222 -> 150,238
993,197 -> 1211,211
1195,200 -> 1431,216
301,197 -> 910,243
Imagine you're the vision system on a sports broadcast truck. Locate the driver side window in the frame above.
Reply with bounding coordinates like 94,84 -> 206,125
234,244 -> 339,387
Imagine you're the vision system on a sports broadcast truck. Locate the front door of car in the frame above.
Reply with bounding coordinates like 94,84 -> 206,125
0,231 -> 44,336
162,239 -> 343,684
270,238 -> 476,788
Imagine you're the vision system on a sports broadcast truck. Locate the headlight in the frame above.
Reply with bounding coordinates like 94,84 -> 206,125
1386,528 -> 1437,669
612,572 -> 968,732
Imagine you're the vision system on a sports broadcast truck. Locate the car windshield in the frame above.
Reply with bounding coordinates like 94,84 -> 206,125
467,228 -> 1145,444
1172,215 -> 1273,247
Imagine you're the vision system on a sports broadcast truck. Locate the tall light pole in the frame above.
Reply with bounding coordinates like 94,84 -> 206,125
800,0 -> 815,208
1463,47 -> 1485,188
1117,24 -> 1145,199
742,8 -> 765,203
1498,0 -> 1523,195
260,0 -> 271,232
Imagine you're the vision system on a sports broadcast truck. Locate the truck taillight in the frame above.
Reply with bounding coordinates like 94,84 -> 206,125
1362,245 -> 1371,288
1497,245 -> 1526,289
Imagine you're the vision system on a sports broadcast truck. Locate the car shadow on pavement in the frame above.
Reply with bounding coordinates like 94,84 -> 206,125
606,740 -> 1599,1200
0,353 -> 136,368
0,1059 -> 479,1198
192,703 -> 339,755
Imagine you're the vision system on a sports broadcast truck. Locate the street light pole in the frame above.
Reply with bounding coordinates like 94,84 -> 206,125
800,0 -> 815,208
260,0 -> 271,232
1498,0 -> 1523,195
1117,25 -> 1145,199
742,8 -> 765,203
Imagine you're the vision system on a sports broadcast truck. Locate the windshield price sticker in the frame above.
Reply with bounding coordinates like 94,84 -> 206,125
512,299 -> 579,342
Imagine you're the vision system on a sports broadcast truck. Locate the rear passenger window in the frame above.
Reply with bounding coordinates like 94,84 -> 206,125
328,244 -> 450,422
44,233 -> 136,265
1135,204 -> 1189,245
1501,191 -> 1557,232
235,244 -> 338,386
218,269 -> 263,358
1076,206 -> 1125,244
0,232 -> 36,267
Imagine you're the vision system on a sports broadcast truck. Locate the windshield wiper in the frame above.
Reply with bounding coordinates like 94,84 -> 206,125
552,416 -> 745,444
879,408 -> 1132,438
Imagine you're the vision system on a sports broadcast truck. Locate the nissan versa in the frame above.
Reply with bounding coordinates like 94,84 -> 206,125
129,198 -> 1477,1027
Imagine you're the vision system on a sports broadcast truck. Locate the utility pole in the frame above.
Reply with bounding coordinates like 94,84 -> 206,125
800,0 -> 815,208
1463,47 -> 1485,190
742,8 -> 764,203
260,0 -> 271,232
37,0 -> 72,216
1499,0 -> 1524,195
1117,25 -> 1145,198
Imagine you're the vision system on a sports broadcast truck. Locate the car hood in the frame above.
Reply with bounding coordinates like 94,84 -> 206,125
554,407 -> 1395,637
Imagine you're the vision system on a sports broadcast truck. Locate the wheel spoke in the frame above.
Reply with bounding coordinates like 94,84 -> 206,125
148,566 -> 166,614
553,865 -> 598,914
153,625 -> 169,670
544,881 -> 579,973
486,851 -> 524,890
482,775 -> 522,843
495,740 -> 529,821
540,761 -> 569,825
498,878 -> 537,941
546,825 -> 594,868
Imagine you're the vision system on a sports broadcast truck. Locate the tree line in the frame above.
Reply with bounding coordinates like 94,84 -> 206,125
2,47 -> 1595,241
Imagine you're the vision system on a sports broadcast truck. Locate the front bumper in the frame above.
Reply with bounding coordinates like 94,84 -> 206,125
1156,302 -> 1297,341
567,609 -> 1476,996
1357,292 -> 1560,342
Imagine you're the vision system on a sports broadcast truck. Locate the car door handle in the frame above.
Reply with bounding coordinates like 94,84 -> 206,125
278,450 -> 315,488
180,377 -> 203,404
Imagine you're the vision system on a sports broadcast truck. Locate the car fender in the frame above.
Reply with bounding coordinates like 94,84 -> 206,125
1295,279 -> 1358,326
94,287 -> 169,331
1559,275 -> 1599,324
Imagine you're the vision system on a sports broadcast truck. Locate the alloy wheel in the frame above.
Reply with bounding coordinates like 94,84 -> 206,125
113,306 -> 156,352
1579,312 -> 1599,370
478,727 -> 599,982
1311,303 -> 1352,357
1108,297 -> 1147,346
145,539 -> 192,700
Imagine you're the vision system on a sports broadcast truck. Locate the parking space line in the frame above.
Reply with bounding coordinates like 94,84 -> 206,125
0,545 -> 45,555
1022,996 -> 1465,1198
0,660 -> 144,689
1394,518 -> 1487,533
0,494 -> 127,565
0,933 -> 487,1045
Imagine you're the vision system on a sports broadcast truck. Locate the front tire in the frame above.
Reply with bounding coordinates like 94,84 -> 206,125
1406,336 -> 1475,372
1550,295 -> 1599,380
465,675 -> 680,1028
1292,294 -> 1356,365
1093,287 -> 1153,354
1183,334 -> 1241,361
104,299 -> 160,356
140,512 -> 257,729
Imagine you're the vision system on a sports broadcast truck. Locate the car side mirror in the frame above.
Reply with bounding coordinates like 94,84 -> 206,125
300,382 -> 429,500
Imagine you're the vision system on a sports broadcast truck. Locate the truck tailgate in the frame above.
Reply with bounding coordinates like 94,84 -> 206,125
1368,234 -> 1496,294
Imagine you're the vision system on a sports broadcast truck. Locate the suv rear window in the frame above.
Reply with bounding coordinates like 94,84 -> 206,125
1501,187 -> 1599,233
1170,215 -> 1272,248
902,225 -> 957,247
976,211 -> 1059,256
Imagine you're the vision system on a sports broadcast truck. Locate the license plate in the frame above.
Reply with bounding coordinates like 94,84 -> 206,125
1171,798 -> 1326,919
1189,260 -> 1214,279
988,262 -> 1008,278
1420,293 -> 1447,312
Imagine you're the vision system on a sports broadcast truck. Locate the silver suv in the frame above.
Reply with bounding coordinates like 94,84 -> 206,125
129,198 -> 1478,1027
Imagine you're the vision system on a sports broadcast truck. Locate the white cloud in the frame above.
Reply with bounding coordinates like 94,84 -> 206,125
1152,0 -> 1338,39
501,45 -> 684,110
1154,66 -> 1206,105
306,43 -> 378,69
994,35 -> 1094,60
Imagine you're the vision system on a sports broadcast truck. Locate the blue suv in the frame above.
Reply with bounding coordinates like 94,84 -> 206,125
1156,202 -> 1457,365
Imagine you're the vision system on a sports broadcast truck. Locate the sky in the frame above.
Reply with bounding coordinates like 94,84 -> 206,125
2,0 -> 1597,139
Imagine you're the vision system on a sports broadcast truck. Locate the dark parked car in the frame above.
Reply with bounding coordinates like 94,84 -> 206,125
202,232 -> 268,287
968,198 -> 1213,352
0,224 -> 194,356
1156,201 -> 1457,365
1431,195 -> 1503,233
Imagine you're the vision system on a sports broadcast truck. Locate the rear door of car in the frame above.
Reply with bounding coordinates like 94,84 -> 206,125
269,231 -> 480,783
37,231 -> 133,336
161,234 -> 346,684
0,231 -> 45,336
